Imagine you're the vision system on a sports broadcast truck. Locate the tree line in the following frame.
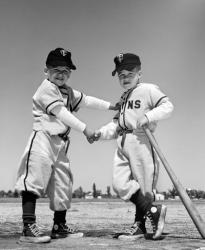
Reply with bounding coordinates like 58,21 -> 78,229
1,185 -> 205,200
0,183 -> 112,198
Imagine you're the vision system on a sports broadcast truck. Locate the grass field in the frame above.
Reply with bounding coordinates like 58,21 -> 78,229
0,198 -> 205,249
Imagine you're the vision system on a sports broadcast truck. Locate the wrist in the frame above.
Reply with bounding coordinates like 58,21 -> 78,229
83,126 -> 87,135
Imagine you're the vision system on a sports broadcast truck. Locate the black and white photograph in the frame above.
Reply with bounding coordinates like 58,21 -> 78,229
1,0 -> 205,249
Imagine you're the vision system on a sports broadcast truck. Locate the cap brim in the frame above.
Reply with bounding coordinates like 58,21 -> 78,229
112,69 -> 116,76
112,63 -> 137,76
70,64 -> 76,70
47,61 -> 76,70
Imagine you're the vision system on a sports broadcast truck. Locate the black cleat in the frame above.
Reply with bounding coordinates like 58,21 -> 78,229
19,223 -> 51,243
145,204 -> 167,239
118,221 -> 146,240
51,223 -> 84,239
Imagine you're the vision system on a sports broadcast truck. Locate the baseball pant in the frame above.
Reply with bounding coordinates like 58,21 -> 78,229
112,132 -> 159,201
15,130 -> 72,211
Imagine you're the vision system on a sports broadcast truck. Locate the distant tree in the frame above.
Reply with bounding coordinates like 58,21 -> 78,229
187,189 -> 205,199
79,186 -> 84,198
162,191 -> 169,200
7,190 -> 13,197
96,189 -> 102,197
186,188 -> 192,198
73,186 -> 84,198
13,190 -> 19,198
92,183 -> 97,198
195,190 -> 205,199
106,186 -> 111,198
0,190 -> 5,198
189,189 -> 197,199
167,187 -> 178,198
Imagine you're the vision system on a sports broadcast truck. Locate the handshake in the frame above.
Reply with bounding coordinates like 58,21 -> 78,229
83,127 -> 101,144
82,101 -> 121,144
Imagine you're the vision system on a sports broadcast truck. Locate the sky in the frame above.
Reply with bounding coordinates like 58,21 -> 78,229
1,0 -> 205,194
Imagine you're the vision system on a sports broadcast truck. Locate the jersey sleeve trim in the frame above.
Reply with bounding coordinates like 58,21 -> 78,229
154,96 -> 167,107
72,92 -> 83,112
46,100 -> 64,114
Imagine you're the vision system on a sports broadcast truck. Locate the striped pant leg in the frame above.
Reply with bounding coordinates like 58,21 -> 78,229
112,146 -> 140,201
47,143 -> 73,211
126,133 -> 159,200
15,131 -> 53,197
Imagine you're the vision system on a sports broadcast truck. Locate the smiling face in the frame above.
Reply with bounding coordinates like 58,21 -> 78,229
117,67 -> 142,90
45,66 -> 71,87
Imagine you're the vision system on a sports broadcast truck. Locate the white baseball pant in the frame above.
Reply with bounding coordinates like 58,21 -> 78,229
112,132 -> 159,201
15,130 -> 72,211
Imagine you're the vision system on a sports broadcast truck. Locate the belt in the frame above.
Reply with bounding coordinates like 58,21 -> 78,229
117,129 -> 133,136
117,129 -> 133,148
58,133 -> 70,141
58,133 -> 70,153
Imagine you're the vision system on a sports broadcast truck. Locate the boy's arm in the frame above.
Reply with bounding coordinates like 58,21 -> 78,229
78,94 -> 114,110
52,105 -> 86,132
72,89 -> 120,111
51,105 -> 94,140
97,120 -> 119,140
138,84 -> 174,126
145,98 -> 174,123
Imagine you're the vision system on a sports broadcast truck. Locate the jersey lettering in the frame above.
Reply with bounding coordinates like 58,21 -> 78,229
127,100 -> 141,109
135,100 -> 141,108
127,100 -> 133,109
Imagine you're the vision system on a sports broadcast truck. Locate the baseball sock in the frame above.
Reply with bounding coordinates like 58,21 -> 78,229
22,191 -> 37,226
130,197 -> 142,222
134,205 -> 144,223
130,190 -> 153,215
53,210 -> 67,224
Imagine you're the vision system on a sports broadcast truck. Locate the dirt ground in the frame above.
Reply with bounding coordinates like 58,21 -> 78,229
0,199 -> 205,250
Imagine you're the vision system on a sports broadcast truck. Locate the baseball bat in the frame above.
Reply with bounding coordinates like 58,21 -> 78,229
143,126 -> 205,239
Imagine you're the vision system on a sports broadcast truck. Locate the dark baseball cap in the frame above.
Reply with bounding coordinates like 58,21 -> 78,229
46,47 -> 76,70
112,53 -> 141,76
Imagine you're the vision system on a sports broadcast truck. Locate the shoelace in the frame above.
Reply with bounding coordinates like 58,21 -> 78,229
29,223 -> 42,237
67,227 -> 76,233
146,212 -> 156,232
61,224 -> 76,233
125,222 -> 141,234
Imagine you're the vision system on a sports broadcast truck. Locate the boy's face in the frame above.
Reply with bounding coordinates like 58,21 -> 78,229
117,67 -> 141,90
45,66 -> 71,87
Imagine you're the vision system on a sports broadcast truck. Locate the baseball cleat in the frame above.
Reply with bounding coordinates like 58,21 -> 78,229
51,223 -> 84,239
19,223 -> 51,243
145,204 -> 167,240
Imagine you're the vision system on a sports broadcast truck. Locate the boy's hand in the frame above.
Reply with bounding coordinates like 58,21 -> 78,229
87,131 -> 101,144
93,131 -> 101,141
83,127 -> 101,144
83,127 -> 95,143
109,102 -> 121,111
137,115 -> 149,128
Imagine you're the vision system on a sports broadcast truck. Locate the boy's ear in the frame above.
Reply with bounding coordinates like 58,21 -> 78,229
138,70 -> 142,78
44,67 -> 48,75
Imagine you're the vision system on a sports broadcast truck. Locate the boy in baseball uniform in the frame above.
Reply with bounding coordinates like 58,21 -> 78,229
15,47 -> 117,243
94,53 -> 174,240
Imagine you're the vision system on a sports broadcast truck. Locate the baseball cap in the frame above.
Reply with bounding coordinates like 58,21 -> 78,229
112,53 -> 141,76
46,47 -> 76,70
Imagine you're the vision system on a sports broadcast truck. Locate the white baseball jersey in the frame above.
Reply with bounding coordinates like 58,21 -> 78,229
15,79 -> 111,210
33,79 -> 110,135
99,83 -> 174,200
